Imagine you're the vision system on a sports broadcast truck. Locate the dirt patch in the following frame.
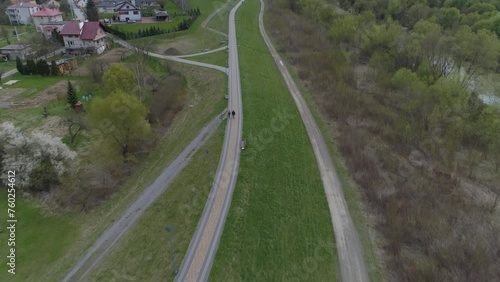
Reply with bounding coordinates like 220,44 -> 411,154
12,80 -> 76,108
72,48 -> 132,76
0,88 -> 27,102
164,47 -> 182,55
33,116 -> 67,139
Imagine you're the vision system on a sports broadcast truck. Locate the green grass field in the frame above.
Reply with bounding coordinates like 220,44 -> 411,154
0,194 -> 78,281
0,57 -> 227,281
206,0 -> 238,34
111,16 -> 187,33
87,120 -> 225,281
209,0 -> 340,280
0,61 -> 15,73
187,49 -> 227,67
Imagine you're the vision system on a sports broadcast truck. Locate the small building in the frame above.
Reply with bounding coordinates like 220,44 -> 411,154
5,2 -> 40,25
60,21 -> 108,54
74,101 -> 84,112
96,1 -> 123,13
49,58 -> 78,74
32,8 -> 64,32
154,10 -> 169,21
115,1 -> 141,22
39,21 -> 66,38
0,44 -> 32,60
42,0 -> 60,9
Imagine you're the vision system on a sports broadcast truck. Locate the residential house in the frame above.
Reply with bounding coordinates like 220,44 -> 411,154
96,1 -> 123,13
42,0 -> 60,9
76,0 -> 87,8
60,21 -> 108,54
0,44 -> 32,60
115,1 -> 141,22
5,2 -> 40,25
32,8 -> 64,32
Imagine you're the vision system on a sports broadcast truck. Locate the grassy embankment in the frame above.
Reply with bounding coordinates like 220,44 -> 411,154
210,0 -> 340,280
186,49 -> 228,67
0,57 -> 227,281
87,120 -> 225,281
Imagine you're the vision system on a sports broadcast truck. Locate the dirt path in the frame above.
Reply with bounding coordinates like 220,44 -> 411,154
258,0 -> 369,281
61,114 -> 224,282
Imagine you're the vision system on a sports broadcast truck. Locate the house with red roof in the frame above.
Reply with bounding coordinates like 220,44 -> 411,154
60,21 -> 108,54
32,8 -> 64,32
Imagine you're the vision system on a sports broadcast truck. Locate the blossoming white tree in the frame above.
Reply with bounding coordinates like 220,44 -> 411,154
0,122 -> 76,190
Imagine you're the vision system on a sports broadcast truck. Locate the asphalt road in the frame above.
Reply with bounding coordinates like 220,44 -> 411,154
174,1 -> 244,281
61,114 -> 224,282
257,0 -> 369,281
67,0 -> 85,21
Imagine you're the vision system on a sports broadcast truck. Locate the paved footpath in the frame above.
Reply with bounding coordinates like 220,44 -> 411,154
174,1 -> 244,281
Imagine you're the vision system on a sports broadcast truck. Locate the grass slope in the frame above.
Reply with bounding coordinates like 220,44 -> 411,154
87,122 -> 225,281
186,49 -> 228,67
209,0 -> 340,280
0,195 -> 78,281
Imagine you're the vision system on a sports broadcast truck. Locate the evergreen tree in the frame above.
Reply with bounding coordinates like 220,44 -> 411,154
26,59 -> 36,75
16,56 -> 24,75
86,0 -> 99,21
50,60 -> 59,76
36,60 -> 50,76
67,81 -> 78,109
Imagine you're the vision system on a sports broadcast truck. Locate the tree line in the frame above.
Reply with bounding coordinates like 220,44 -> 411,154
103,7 -> 200,40
16,57 -> 60,76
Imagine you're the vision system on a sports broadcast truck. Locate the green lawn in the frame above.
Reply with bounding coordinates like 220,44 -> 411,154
0,193 -> 78,281
87,120 -> 225,281
187,49 -> 227,67
206,0 -> 239,34
0,57 -> 227,282
0,61 -> 15,73
209,0 -> 340,281
0,26 -> 36,48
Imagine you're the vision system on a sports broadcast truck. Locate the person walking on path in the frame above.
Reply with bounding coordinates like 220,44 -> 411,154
232,110 -> 235,119
228,110 -> 231,119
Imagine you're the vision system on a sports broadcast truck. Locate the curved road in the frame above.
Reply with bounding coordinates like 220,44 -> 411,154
174,1 -> 244,281
258,0 -> 369,281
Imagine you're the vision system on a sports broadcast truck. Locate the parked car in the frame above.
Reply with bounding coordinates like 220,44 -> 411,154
127,19 -> 136,23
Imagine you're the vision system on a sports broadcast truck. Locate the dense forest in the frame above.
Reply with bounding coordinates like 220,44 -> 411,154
266,0 -> 500,280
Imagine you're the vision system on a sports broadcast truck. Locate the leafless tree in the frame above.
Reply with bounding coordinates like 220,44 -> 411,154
86,58 -> 107,83
63,112 -> 86,144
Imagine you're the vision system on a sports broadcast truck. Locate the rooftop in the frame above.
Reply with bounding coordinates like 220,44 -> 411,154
32,7 -> 63,17
0,44 -> 30,51
8,2 -> 40,8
